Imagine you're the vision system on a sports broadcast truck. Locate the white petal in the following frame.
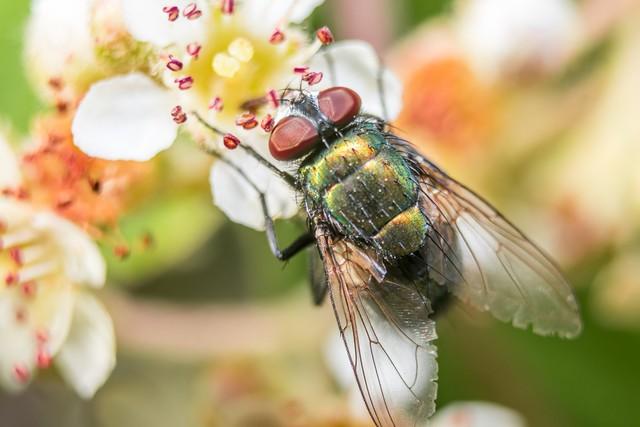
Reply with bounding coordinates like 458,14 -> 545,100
242,0 -> 323,34
210,146 -> 298,230
456,0 -> 580,81
25,0 -> 96,99
122,0 -> 209,47
0,296 -> 38,392
55,294 -> 116,399
73,73 -> 178,161
309,40 -> 403,121
0,133 -> 21,188
431,402 -> 527,427
32,212 -> 106,288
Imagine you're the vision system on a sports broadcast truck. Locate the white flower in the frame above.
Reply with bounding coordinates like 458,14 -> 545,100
0,135 -> 115,398
456,0 -> 581,82
430,402 -> 526,427
25,0 -> 97,101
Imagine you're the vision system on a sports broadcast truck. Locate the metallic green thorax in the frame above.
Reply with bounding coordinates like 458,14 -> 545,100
300,130 -> 428,258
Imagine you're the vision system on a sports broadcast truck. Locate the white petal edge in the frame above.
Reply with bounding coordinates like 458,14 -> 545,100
122,0 -> 209,47
55,294 -> 116,399
309,40 -> 403,121
73,73 -> 178,161
0,133 -> 21,188
431,402 -> 527,427
33,212 -> 106,288
210,148 -> 298,231
241,0 -> 324,35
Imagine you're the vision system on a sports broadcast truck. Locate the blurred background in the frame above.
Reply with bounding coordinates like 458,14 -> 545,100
2,0 -> 640,426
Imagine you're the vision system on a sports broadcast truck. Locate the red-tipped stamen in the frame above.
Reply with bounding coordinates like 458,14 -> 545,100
114,245 -> 130,260
261,114 -> 275,132
223,133 -> 240,150
316,26 -> 334,45
183,3 -> 202,19
221,0 -> 234,14
302,71 -> 323,85
5,272 -> 19,286
163,6 -> 180,21
235,113 -> 258,130
171,105 -> 187,124
267,89 -> 280,108
208,96 -> 224,111
175,76 -> 194,90
21,281 -> 37,298
13,364 -> 30,383
166,55 -> 183,72
9,248 -> 22,266
293,66 -> 309,74
269,28 -> 285,44
187,42 -> 202,59
37,350 -> 52,369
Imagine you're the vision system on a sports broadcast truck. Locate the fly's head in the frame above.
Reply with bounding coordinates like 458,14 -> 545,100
268,87 -> 362,161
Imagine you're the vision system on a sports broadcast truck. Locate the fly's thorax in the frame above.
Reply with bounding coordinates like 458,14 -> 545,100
301,130 -> 429,259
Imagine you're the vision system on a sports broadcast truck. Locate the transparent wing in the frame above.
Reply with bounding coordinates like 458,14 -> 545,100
394,141 -> 582,338
316,231 -> 439,427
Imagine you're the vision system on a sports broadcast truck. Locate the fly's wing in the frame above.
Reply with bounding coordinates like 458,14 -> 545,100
309,246 -> 328,305
316,231 -> 439,427
393,141 -> 582,338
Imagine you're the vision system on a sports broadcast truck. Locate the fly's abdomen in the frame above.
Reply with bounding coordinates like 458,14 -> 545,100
302,132 -> 428,258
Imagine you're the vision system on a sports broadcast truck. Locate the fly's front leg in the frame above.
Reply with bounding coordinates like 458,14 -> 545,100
258,192 -> 314,261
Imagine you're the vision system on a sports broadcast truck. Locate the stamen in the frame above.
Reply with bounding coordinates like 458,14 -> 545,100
37,350 -> 52,369
183,3 -> 202,20
141,232 -> 155,250
9,248 -> 22,266
0,228 -> 38,249
5,272 -> 19,286
213,53 -> 240,78
269,28 -> 285,44
228,38 -> 254,62
302,71 -> 323,85
36,329 -> 49,344
21,281 -> 37,298
316,26 -> 334,45
166,55 -> 184,72
19,245 -> 47,265
223,133 -> 241,150
221,0 -> 234,14
17,261 -> 58,283
175,76 -> 194,90
187,43 -> 202,59
293,66 -> 309,74
13,364 -> 30,384
162,6 -> 180,21
235,113 -> 258,130
114,245 -> 130,260
15,307 -> 27,323
261,114 -> 274,132
171,105 -> 187,124
267,89 -> 280,108
208,96 -> 224,111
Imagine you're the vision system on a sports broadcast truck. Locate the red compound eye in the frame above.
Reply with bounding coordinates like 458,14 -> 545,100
269,116 -> 320,160
317,86 -> 361,127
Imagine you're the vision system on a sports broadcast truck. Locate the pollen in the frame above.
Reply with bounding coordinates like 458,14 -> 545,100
228,38 -> 254,63
213,53 -> 241,78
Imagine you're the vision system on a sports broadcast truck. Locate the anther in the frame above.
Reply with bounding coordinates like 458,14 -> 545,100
21,281 -> 37,298
223,133 -> 241,150
208,96 -> 224,111
114,245 -> 130,260
221,0 -> 234,14
9,248 -> 23,266
269,28 -> 285,44
235,113 -> 258,130
166,55 -> 183,71
13,364 -> 30,384
37,350 -> 52,369
261,114 -> 274,132
175,76 -> 194,90
183,3 -> 202,20
187,42 -> 202,59
162,6 -> 180,21
302,71 -> 323,85
293,66 -> 309,74
267,89 -> 280,108
316,26 -> 334,45
171,105 -> 187,124
5,272 -> 18,286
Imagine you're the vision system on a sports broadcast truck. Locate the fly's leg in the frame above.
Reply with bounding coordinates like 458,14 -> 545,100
199,142 -> 313,261
192,112 -> 298,188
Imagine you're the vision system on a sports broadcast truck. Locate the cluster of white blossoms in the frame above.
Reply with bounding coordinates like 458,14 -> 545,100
0,134 -> 114,398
